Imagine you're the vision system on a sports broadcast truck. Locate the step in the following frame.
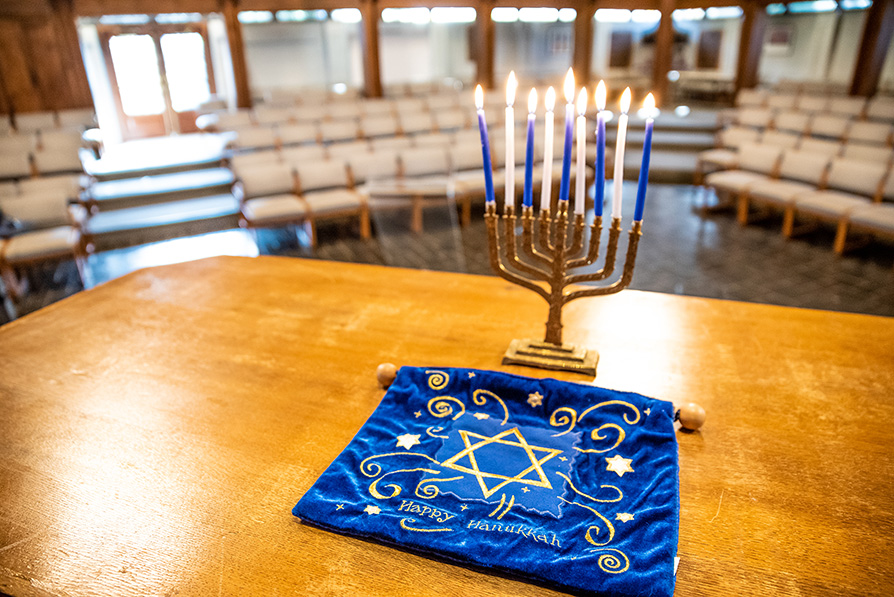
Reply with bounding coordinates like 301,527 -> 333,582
84,194 -> 241,250
621,150 -> 698,185
83,133 -> 233,182
622,109 -> 719,133
88,168 -> 235,211
605,130 -> 716,151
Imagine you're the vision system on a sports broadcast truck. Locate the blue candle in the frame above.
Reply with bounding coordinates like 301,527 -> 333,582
523,88 -> 537,208
558,68 -> 574,204
634,94 -> 656,222
475,85 -> 495,204
594,81 -> 607,217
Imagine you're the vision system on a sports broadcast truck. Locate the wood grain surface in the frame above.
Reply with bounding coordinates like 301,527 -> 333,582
0,256 -> 892,596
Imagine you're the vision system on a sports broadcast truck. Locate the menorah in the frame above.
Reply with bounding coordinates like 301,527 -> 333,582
485,200 -> 642,376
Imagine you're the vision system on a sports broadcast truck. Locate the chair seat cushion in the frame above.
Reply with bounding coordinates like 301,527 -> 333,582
698,148 -> 738,170
453,170 -> 487,195
4,226 -> 79,262
704,170 -> 768,193
748,180 -> 817,205
241,194 -> 307,223
794,191 -> 872,217
304,189 -> 364,214
849,204 -> 894,233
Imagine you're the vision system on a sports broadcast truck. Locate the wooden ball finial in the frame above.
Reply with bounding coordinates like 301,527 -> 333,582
677,402 -> 706,431
376,363 -> 398,388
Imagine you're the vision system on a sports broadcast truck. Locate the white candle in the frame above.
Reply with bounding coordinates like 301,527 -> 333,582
505,71 -> 517,212
612,87 -> 632,220
574,87 -> 587,215
540,86 -> 556,212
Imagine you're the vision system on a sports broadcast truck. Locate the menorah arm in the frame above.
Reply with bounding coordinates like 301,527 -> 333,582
538,213 -> 554,253
566,216 -> 605,268
566,213 -> 586,258
485,213 -> 551,301
520,211 -> 553,267
563,223 -> 642,303
504,215 -> 551,281
564,220 -> 622,284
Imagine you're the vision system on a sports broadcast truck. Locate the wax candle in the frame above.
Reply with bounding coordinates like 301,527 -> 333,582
505,71 -> 518,212
523,88 -> 537,208
475,85 -> 495,205
540,86 -> 556,212
611,87 -> 631,220
634,93 -> 656,222
574,88 -> 588,215
559,68 -> 574,204
594,81 -> 607,218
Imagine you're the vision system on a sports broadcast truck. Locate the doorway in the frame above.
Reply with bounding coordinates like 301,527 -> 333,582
98,21 -> 215,139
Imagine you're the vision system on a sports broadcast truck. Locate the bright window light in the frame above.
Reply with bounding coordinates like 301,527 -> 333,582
108,35 -> 165,116
332,83 -> 348,94
706,6 -> 744,18
431,7 -> 477,23
155,13 -> 202,24
382,7 -> 431,24
673,8 -> 705,20
766,3 -> 787,13
331,8 -> 362,23
595,9 -> 632,23
840,0 -> 871,9
160,32 -> 211,112
98,14 -> 150,25
788,0 -> 837,12
632,9 -> 662,23
558,8 -> 577,22
519,8 -> 559,22
311,10 -> 329,21
238,11 -> 274,23
491,7 -> 519,22
276,10 -> 308,21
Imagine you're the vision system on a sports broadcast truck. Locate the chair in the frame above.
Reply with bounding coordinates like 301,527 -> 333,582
327,103 -> 362,121
371,136 -> 413,153
326,140 -> 370,160
434,109 -> 468,133
295,159 -> 370,246
234,161 -> 308,237
280,144 -> 327,169
319,120 -> 360,144
766,93 -> 798,112
292,106 -> 327,122
836,202 -> 894,254
759,130 -> 800,149
427,95 -> 460,111
841,142 -> 893,164
798,137 -> 842,158
809,115 -> 850,141
846,121 -> 892,147
230,126 -> 279,153
18,174 -> 83,199
56,108 -> 96,130
735,88 -> 767,108
229,149 -> 282,173
278,123 -> 319,147
866,96 -> 894,122
695,126 -> 761,183
412,132 -> 452,148
399,112 -> 435,136
347,152 -> 399,187
215,110 -> 255,130
453,129 -> 482,146
0,152 -> 33,181
394,98 -> 426,113
360,115 -> 399,139
704,143 -> 784,208
450,141 -> 490,225
361,99 -> 395,117
827,97 -> 866,119
254,106 -> 294,126
773,111 -> 811,136
796,95 -> 831,114
740,149 -> 833,228
39,130 -> 84,152
737,108 -> 774,130
14,112 -> 57,134
0,117 -> 13,136
33,149 -> 84,176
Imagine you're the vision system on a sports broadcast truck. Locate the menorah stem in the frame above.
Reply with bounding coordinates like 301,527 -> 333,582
545,203 -> 571,345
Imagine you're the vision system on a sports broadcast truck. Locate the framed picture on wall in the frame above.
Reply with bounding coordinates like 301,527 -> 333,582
764,25 -> 795,56
547,27 -> 571,55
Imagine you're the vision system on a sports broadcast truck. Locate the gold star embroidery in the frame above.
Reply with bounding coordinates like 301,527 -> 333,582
473,413 -> 490,420
460,505 -> 469,511
364,505 -> 381,515
336,504 -> 344,510
414,411 -> 422,418
558,456 -> 567,462
527,392 -> 544,407
521,487 -> 530,493
396,433 -> 421,450
468,372 -> 476,378
644,408 -> 651,416
605,454 -> 634,478
616,512 -> 634,522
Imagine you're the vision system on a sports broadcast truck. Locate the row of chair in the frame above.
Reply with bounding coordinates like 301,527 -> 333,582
704,143 -> 894,254
731,88 -> 894,122
730,109 -> 893,145
1,109 -> 96,136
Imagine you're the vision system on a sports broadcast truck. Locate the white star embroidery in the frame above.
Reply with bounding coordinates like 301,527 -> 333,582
395,433 -> 421,450
605,454 -> 634,477
473,413 -> 490,420
527,392 -> 543,407
616,512 -> 634,522
468,372 -> 476,378
364,505 -> 381,515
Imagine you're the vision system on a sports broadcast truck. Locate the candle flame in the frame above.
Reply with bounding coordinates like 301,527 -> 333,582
475,85 -> 484,110
528,88 -> 538,114
644,93 -> 656,112
506,71 -> 518,107
620,87 -> 632,114
563,68 -> 575,104
545,86 -> 556,112
576,87 -> 587,116
595,80 -> 607,111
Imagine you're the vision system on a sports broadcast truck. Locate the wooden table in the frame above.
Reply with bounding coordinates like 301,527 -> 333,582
1,256 -> 892,596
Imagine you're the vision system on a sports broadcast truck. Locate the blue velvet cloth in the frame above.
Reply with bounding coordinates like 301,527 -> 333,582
293,367 -> 679,597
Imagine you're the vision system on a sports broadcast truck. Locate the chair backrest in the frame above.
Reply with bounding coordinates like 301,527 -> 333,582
427,94 -> 460,111
847,121 -> 892,146
737,108 -> 774,130
760,130 -> 800,149
371,135 -> 413,152
361,99 -> 394,116
347,153 -> 399,185
434,109 -> 467,132
883,169 -> 894,201
773,111 -> 810,135
33,149 -> 84,175
0,189 -> 71,229
360,115 -> 399,138
450,141 -> 485,172
453,128 -> 482,146
0,135 -> 34,154
230,149 -> 281,173
236,162 -> 295,199
296,159 -> 349,193
394,97 -> 426,113
216,110 -> 255,130
841,142 -> 893,164
278,123 -> 319,146
735,88 -> 766,108
0,181 -> 18,197
0,117 -> 13,136
766,93 -> 798,111
413,132 -> 451,148
56,108 -> 96,129
319,120 -> 359,143
254,106 -> 294,125
796,95 -> 830,114
326,140 -> 370,159
14,111 -> 57,133
292,105 -> 327,122
827,97 -> 866,118
280,144 -> 327,168
809,115 -> 850,140
18,174 -> 82,199
798,137 -> 842,158
0,152 -> 32,179
327,103 -> 361,121
232,126 -> 278,151
824,157 -> 888,198
718,126 -> 760,149
400,112 -> 435,135
400,147 -> 449,178
777,150 -> 831,185
867,96 -> 894,122
738,143 -> 783,175
39,130 -> 84,152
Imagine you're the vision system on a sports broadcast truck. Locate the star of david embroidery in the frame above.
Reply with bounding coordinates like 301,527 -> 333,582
439,427 -> 563,499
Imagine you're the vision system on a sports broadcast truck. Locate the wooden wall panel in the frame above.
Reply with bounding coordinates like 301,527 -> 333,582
0,20 -> 43,114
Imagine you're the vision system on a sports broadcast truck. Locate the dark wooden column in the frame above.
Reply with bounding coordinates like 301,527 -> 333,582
474,0 -> 495,89
359,0 -> 383,98
735,1 -> 767,94
49,0 -> 93,109
221,0 -> 252,109
850,0 -> 894,96
572,1 -> 595,84
651,0 -> 674,106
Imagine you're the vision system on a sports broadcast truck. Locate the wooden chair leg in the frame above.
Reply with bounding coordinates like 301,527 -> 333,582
306,219 -> 318,248
694,161 -> 704,186
0,261 -> 25,301
411,195 -> 423,234
782,206 -> 796,238
460,196 -> 471,227
737,192 -> 750,226
359,206 -> 371,239
833,219 -> 849,254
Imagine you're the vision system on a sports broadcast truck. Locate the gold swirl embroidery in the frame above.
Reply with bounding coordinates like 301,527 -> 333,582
549,406 -> 578,436
426,370 -> 449,390
415,476 -> 463,499
487,494 -> 506,517
558,496 -> 616,547
472,389 -> 510,425
497,495 -> 515,520
555,472 -> 623,503
550,401 -> 640,438
369,467 -> 440,499
426,426 -> 449,439
573,424 -> 626,454
588,548 -> 630,574
399,518 -> 454,533
360,452 -> 441,477
427,396 -> 466,420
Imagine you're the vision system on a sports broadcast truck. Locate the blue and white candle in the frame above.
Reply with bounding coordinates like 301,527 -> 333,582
475,85 -> 495,205
524,88 -> 537,208
634,93 -> 656,222
611,88 -> 631,220
594,81 -> 607,218
559,68 -> 575,204
540,86 -> 556,212
574,87 -> 587,215
505,71 -> 518,212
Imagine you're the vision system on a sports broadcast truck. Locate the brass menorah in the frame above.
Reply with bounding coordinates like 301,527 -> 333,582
485,200 -> 642,376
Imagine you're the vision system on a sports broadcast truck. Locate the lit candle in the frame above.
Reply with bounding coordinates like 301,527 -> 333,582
475,85 -> 495,205
634,93 -> 656,222
559,68 -> 575,204
523,88 -> 537,208
540,86 -> 556,212
574,87 -> 587,215
594,81 -> 607,218
611,87 -> 631,220
505,71 -> 518,212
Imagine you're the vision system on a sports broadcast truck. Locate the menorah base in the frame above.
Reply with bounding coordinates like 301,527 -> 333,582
502,338 -> 598,377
